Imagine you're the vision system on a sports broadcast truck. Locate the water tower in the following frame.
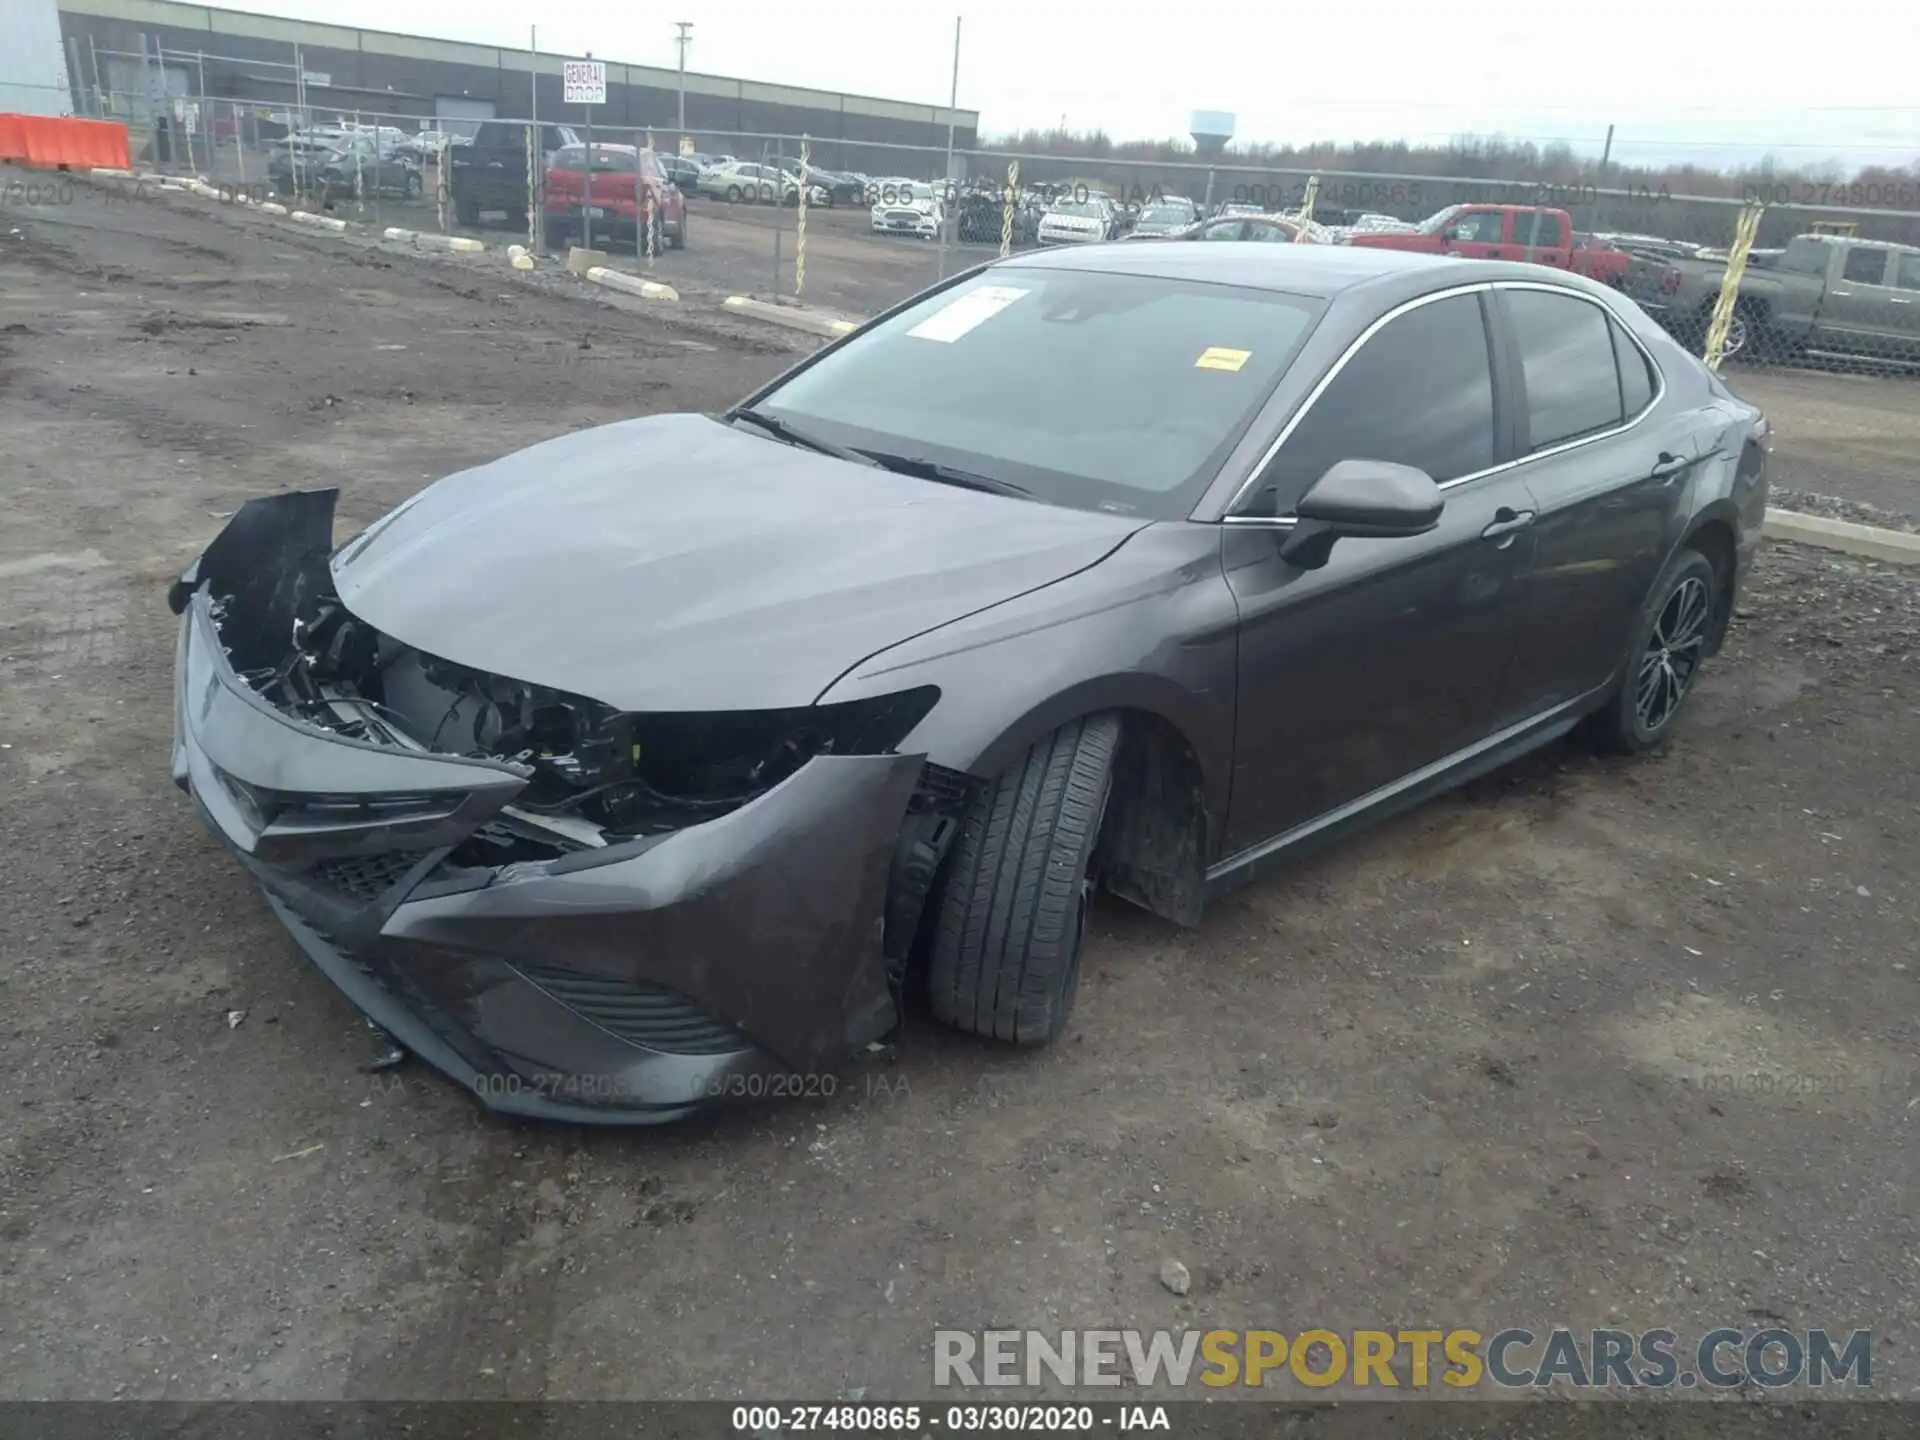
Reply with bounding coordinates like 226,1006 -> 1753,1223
1190,111 -> 1234,210
1190,110 -> 1235,157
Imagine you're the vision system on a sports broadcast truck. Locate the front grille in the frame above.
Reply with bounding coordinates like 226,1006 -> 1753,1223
515,963 -> 749,1055
311,851 -> 424,903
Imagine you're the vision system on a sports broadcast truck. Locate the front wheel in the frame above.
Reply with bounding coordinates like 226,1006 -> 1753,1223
928,714 -> 1119,1045
725,184 -> 742,203
1585,548 -> 1718,754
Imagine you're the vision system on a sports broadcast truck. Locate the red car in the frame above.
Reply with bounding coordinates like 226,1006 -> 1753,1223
1345,204 -> 1629,286
542,143 -> 687,252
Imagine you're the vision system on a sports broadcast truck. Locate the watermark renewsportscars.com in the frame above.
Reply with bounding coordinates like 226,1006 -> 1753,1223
933,1327 -> 1874,1392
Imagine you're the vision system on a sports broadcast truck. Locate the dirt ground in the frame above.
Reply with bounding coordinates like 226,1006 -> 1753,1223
1,177 -> 1916,1412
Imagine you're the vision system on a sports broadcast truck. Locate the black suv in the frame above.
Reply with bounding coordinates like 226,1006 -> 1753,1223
448,121 -> 580,226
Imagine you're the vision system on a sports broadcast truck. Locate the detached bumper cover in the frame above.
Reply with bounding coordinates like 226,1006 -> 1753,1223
170,496 -> 922,1124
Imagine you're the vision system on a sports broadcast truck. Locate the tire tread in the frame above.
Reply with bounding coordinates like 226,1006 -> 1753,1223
929,715 -> 1118,1043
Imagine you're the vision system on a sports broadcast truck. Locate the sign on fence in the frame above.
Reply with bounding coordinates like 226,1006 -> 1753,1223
563,60 -> 607,106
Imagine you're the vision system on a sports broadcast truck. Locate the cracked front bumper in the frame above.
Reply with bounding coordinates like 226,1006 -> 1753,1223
171,569 -> 921,1125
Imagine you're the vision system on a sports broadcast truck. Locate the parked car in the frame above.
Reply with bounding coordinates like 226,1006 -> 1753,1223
1128,198 -> 1202,237
542,143 -> 687,252
448,120 -> 581,226
1625,232 -> 1920,362
396,128 -> 451,163
1344,204 -> 1631,287
270,133 -> 422,203
697,161 -> 775,203
871,182 -> 945,239
761,159 -> 862,206
1141,212 -> 1332,244
657,154 -> 703,190
955,189 -> 1039,245
166,245 -> 1767,1125
1036,195 -> 1120,244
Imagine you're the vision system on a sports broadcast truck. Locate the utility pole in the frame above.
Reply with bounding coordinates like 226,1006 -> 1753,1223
674,22 -> 692,139
936,16 -> 960,279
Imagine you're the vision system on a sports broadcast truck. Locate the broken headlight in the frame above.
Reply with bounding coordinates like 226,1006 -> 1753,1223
406,661 -> 939,837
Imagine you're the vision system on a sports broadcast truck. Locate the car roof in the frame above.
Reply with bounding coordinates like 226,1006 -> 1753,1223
991,240 -> 1457,295
988,242 -> 1633,304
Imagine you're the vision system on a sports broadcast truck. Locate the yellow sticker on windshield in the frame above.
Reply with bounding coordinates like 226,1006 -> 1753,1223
1195,347 -> 1252,372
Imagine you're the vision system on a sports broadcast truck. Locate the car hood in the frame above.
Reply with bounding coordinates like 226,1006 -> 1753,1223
330,413 -> 1148,712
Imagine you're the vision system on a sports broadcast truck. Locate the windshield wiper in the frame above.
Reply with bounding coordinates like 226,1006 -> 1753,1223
855,450 -> 1033,499
728,408 -> 877,466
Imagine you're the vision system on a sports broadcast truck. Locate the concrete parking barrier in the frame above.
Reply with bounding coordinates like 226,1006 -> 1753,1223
291,210 -> 348,232
508,243 -> 535,271
585,267 -> 678,302
382,226 -> 417,242
257,201 -> 289,216
1764,508 -> 1920,566
412,233 -> 485,253
722,294 -> 857,338
90,166 -> 133,179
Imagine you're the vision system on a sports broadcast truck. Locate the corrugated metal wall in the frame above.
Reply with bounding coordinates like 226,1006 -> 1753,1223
56,0 -> 976,154
3,0 -> 77,117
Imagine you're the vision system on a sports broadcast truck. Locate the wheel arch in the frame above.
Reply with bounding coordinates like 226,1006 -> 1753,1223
948,682 -> 1217,929
1679,507 -> 1740,654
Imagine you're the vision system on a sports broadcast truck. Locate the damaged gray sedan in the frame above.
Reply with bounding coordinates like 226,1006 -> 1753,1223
170,242 -> 1767,1122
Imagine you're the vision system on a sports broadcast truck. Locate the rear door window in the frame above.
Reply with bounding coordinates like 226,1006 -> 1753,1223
1505,289 -> 1627,450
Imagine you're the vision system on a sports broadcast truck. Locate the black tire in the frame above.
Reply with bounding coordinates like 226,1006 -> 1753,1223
725,184 -> 742,203
455,195 -> 479,227
405,170 -> 422,198
928,714 -> 1119,1045
542,216 -> 568,251
671,211 -> 688,250
1586,548 -> 1719,755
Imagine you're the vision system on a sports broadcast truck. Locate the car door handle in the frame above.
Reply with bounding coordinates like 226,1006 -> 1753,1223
1649,450 -> 1695,483
1481,507 -> 1535,540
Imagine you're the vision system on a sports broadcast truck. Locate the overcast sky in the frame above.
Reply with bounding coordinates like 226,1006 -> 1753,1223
240,0 -> 1916,168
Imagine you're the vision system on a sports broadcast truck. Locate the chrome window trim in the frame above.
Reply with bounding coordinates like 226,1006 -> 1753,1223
1221,278 -> 1668,519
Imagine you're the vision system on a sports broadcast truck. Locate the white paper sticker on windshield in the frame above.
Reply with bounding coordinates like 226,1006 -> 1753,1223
906,285 -> 1029,343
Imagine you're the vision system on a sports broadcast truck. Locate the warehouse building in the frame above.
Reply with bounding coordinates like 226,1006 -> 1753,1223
5,0 -> 76,116
56,0 -> 977,165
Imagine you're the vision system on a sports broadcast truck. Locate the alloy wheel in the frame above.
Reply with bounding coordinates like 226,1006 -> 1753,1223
1636,575 -> 1711,733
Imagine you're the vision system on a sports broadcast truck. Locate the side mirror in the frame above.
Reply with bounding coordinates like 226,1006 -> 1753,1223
1279,460 -> 1444,570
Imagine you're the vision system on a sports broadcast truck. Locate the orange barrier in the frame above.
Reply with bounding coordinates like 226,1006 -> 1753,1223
0,114 -> 132,171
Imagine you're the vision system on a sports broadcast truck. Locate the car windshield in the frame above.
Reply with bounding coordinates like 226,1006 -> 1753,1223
750,268 -> 1323,519
1139,204 -> 1194,223
1415,205 -> 1465,235
1052,201 -> 1107,217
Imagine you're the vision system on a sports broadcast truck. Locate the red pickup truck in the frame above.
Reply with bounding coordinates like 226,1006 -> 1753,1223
1343,204 -> 1629,287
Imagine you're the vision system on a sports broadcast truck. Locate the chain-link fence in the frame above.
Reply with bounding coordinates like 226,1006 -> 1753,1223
39,69 -> 1920,389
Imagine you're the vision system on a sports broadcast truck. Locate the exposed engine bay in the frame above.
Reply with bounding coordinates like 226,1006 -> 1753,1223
223,590 -> 942,847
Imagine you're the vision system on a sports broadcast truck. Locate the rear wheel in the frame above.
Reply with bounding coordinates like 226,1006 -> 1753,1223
671,210 -> 688,249
928,714 -> 1119,1045
455,194 -> 479,227
1586,548 -> 1718,755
